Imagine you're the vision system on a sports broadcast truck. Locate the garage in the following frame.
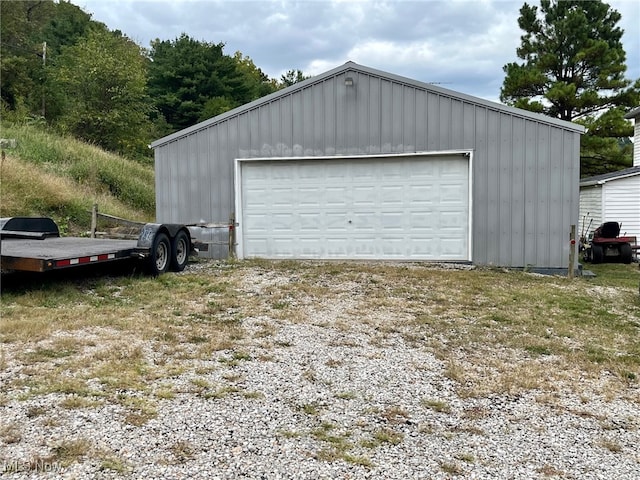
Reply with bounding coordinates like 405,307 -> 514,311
236,152 -> 471,260
152,61 -> 583,270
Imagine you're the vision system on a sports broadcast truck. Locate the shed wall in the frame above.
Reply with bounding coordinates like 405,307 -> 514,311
603,176 -> 640,239
634,122 -> 640,167
155,69 -> 580,268
579,186 -> 602,238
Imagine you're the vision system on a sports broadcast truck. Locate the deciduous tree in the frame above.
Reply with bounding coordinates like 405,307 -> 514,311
50,28 -> 153,156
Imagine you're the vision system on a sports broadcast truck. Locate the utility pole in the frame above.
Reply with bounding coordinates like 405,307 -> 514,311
42,41 -> 46,118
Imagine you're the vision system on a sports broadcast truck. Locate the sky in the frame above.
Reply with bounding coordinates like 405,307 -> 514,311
72,0 -> 639,103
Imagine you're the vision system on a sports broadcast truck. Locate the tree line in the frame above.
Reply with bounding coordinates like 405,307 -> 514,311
0,0 -> 308,161
2,0 -> 638,176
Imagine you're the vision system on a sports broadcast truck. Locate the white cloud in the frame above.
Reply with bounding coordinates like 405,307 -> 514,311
75,0 -> 640,103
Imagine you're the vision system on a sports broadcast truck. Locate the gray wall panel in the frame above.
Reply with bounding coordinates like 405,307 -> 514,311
510,117 -> 526,266
154,66 -> 581,266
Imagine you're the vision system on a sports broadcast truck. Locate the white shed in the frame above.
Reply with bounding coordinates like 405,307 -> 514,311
579,106 -> 640,240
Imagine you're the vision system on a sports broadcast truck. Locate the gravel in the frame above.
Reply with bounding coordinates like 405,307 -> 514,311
1,262 -> 639,479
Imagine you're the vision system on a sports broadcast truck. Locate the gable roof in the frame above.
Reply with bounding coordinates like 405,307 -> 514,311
580,166 -> 640,187
151,61 -> 584,149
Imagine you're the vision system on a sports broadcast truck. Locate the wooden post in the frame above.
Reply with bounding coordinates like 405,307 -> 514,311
568,224 -> 576,279
229,212 -> 236,258
91,203 -> 98,239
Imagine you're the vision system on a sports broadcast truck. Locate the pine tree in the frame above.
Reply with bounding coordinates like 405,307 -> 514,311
500,0 -> 639,177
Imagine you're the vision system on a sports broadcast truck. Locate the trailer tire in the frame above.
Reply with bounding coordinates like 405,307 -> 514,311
591,244 -> 603,264
620,243 -> 632,264
171,230 -> 190,272
149,232 -> 171,275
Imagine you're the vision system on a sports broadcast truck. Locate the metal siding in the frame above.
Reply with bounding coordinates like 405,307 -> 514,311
303,87 -> 314,155
498,114 -> 513,265
154,68 -> 582,266
415,90 -> 427,151
427,93 -> 439,151
154,147 -> 169,222
473,106 -> 488,265
168,141 -> 182,222
548,127 -> 565,267
462,103 -> 475,149
258,105 -> 271,156
367,76 -> 381,154
380,79 -> 393,152
211,122 -> 224,223
439,97 -> 452,149
536,125 -> 551,267
392,82 -> 403,151
510,117 -> 526,265
404,87 -> 416,151
280,95 -> 293,156
523,120 -> 539,266
485,110 -> 500,265
450,99 -> 463,149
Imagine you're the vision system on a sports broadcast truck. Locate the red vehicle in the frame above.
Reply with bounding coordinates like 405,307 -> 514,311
582,221 -> 634,264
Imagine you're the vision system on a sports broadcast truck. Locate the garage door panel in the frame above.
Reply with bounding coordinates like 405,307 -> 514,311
239,155 -> 470,260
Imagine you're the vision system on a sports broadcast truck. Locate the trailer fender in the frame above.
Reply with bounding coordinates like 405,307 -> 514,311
137,223 -> 192,273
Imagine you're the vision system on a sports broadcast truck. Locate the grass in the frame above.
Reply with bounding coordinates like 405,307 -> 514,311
1,259 -> 639,471
0,122 -> 154,230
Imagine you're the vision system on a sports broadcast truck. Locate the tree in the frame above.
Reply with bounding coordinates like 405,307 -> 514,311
49,28 -> 153,156
0,0 -> 56,116
280,69 -> 310,88
233,52 -> 279,100
148,35 -> 261,131
500,0 -> 639,177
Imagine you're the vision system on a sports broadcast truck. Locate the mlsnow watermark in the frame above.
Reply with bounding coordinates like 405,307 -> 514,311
2,459 -> 62,473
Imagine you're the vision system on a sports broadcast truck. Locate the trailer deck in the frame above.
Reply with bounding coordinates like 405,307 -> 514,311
1,237 -> 141,272
1,217 -> 194,276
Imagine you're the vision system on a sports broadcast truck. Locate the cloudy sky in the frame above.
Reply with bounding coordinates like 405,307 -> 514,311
72,0 -> 639,103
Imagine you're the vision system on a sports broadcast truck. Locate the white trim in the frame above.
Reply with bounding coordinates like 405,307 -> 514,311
234,150 -> 473,261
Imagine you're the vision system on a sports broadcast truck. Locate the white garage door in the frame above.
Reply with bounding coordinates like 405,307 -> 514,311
236,154 -> 471,260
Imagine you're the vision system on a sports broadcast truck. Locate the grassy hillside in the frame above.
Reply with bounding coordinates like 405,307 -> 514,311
0,123 -> 155,232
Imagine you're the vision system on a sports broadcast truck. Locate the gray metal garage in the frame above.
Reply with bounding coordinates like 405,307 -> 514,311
151,61 -> 583,269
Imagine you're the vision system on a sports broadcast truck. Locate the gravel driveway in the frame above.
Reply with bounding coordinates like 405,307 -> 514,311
1,261 -> 638,479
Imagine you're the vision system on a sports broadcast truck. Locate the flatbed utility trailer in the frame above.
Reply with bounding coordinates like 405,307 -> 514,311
1,217 -> 194,276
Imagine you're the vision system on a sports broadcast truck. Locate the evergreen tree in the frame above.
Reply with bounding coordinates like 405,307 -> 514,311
500,0 -> 639,177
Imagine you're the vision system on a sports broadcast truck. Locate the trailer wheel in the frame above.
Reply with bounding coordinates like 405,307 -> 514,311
171,230 -> 190,272
149,232 -> 170,275
620,243 -> 632,264
591,244 -> 604,264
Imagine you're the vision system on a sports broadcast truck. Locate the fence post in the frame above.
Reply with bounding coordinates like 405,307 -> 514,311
229,212 -> 236,258
91,203 -> 98,239
568,224 -> 576,279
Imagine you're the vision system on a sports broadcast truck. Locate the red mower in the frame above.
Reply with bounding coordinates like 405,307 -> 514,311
582,221 -> 634,264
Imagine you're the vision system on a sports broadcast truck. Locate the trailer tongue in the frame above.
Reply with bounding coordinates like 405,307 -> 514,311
1,217 -> 194,276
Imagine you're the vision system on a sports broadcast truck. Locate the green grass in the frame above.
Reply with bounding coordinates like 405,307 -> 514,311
0,122 -> 154,229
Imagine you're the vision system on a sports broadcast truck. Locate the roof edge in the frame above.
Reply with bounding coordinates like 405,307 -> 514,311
624,105 -> 640,120
151,61 -> 585,149
580,166 -> 640,186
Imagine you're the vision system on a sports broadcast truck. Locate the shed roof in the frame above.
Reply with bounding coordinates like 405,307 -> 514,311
624,106 -> 640,120
579,166 -> 640,187
151,61 -> 585,149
